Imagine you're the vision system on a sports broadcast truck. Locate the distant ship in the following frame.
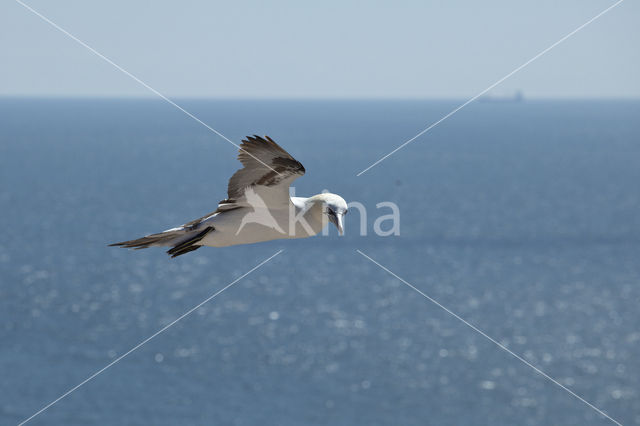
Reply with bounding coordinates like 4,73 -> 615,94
478,90 -> 524,103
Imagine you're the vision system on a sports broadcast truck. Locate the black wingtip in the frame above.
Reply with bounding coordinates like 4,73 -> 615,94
168,245 -> 201,258
166,226 -> 214,258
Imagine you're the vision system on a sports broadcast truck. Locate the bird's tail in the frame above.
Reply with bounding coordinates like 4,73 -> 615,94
110,226 -> 214,258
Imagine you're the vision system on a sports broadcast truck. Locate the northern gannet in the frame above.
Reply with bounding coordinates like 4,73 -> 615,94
110,135 -> 348,257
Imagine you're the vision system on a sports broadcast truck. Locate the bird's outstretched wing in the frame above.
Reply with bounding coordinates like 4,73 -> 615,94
227,135 -> 305,201
181,135 -> 304,229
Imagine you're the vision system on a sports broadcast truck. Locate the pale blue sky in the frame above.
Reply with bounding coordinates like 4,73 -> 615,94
1,0 -> 638,98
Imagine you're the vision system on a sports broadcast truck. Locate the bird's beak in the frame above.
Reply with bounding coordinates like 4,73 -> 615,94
329,212 -> 345,235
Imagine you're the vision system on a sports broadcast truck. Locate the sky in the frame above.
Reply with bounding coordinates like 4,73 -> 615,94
1,0 -> 638,98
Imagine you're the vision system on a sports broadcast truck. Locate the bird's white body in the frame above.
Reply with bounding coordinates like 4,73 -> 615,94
197,195 -> 328,247
111,136 -> 347,257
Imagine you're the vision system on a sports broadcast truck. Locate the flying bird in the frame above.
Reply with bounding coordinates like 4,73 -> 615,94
110,135 -> 348,257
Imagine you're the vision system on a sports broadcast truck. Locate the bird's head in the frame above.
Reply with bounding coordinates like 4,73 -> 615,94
313,193 -> 348,235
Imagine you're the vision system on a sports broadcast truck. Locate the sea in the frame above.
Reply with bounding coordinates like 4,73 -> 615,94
1,98 -> 639,425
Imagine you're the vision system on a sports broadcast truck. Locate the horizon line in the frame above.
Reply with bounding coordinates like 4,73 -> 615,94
1,94 -> 639,101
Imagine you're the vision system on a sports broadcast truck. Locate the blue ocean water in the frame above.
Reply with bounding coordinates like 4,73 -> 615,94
1,98 -> 639,425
